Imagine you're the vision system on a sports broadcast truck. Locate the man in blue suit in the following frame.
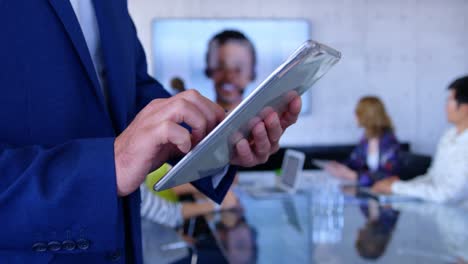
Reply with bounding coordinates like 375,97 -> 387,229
0,0 -> 301,263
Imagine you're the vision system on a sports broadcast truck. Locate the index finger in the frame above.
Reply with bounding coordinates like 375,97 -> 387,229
175,90 -> 226,131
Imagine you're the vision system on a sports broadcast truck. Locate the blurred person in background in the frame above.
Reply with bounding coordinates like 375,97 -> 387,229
205,30 -> 257,112
140,162 -> 240,228
169,77 -> 186,95
373,76 -> 468,203
326,96 -> 401,187
140,184 -> 239,228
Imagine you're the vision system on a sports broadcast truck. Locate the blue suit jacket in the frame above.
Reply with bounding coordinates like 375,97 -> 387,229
0,0 -> 234,263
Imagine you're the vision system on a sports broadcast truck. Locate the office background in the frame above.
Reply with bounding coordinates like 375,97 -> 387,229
150,19 -> 311,112
129,0 -> 468,155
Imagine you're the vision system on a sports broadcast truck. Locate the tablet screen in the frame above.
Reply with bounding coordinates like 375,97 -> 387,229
282,156 -> 301,188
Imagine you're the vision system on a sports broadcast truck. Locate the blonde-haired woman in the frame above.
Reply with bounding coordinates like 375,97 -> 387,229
326,96 -> 401,186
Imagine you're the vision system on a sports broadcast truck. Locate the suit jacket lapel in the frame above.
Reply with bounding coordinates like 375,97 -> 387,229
48,0 -> 108,111
93,0 -> 133,132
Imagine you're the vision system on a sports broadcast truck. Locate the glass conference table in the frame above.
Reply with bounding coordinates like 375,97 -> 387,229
201,171 -> 468,264
142,170 -> 468,264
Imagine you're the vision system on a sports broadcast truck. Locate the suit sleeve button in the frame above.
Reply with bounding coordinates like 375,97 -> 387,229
62,240 -> 76,251
32,242 -> 47,252
76,239 -> 90,250
47,241 -> 62,252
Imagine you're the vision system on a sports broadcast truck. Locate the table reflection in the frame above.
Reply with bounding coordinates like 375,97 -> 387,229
230,171 -> 468,264
174,171 -> 468,264
214,210 -> 258,264
355,201 -> 400,260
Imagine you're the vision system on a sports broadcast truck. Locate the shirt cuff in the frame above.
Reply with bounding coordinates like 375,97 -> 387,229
391,181 -> 405,194
211,165 -> 230,189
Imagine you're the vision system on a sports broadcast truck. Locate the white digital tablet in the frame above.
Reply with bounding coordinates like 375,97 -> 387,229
276,149 -> 306,192
154,40 -> 341,191
246,149 -> 305,199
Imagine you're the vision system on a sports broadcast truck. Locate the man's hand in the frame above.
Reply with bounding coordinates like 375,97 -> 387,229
114,90 -> 302,197
115,90 -> 225,196
371,176 -> 400,194
230,93 -> 302,167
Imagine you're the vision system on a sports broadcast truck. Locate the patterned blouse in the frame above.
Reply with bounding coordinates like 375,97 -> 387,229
346,130 -> 401,187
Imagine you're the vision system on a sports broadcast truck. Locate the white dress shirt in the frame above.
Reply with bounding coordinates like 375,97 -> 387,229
69,0 -> 107,96
392,127 -> 468,203
366,146 -> 380,172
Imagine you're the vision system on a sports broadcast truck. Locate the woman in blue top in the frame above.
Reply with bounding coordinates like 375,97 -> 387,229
326,96 -> 401,187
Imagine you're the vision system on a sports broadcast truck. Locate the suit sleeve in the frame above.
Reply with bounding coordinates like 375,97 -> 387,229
129,18 -> 235,204
0,139 -> 120,252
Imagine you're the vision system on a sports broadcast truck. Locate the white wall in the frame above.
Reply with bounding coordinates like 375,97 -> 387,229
129,0 -> 468,155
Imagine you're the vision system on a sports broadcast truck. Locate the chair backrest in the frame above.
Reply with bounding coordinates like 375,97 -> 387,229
238,143 -> 411,171
398,151 -> 432,181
